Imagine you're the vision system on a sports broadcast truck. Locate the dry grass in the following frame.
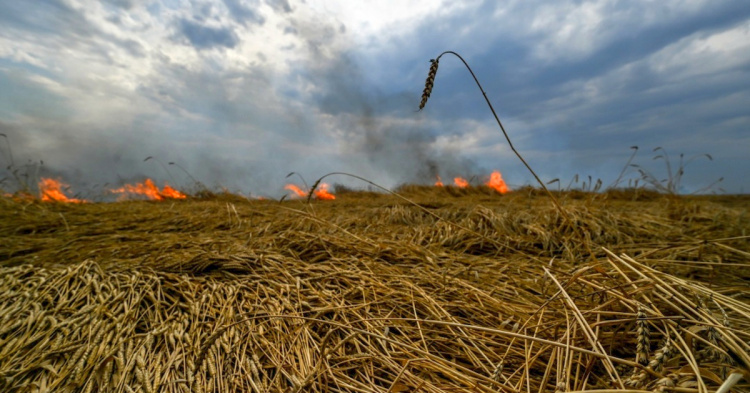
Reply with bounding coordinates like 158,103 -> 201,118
1,189 -> 749,393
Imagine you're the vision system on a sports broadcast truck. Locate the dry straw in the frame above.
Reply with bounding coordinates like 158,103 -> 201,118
1,191 -> 749,392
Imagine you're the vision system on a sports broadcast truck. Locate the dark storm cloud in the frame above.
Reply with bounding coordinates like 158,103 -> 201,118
395,0 -> 750,117
265,0 -> 292,14
0,0 -> 146,61
0,0 -> 88,36
284,17 -> 364,117
464,0 -> 750,91
222,0 -> 266,26
102,0 -> 136,10
174,18 -> 240,49
479,2 -> 750,123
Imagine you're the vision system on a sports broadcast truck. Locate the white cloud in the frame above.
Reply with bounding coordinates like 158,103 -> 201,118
526,0 -> 719,62
649,19 -> 750,80
306,0 -> 447,40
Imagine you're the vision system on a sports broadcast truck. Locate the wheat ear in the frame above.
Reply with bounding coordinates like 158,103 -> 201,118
419,59 -> 439,110
636,305 -> 650,366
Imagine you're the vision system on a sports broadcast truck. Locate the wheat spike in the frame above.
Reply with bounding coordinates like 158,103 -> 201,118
101,357 -> 114,388
419,58 -> 439,110
207,346 -> 218,379
636,305 -> 650,366
135,348 -> 154,393
649,336 -> 675,373
82,379 -> 95,393
491,359 -> 504,382
625,371 -> 648,388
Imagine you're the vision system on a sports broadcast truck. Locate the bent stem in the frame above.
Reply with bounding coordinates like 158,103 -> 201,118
426,51 -> 571,222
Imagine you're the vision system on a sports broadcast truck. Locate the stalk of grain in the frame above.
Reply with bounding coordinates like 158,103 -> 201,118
417,51 -> 574,227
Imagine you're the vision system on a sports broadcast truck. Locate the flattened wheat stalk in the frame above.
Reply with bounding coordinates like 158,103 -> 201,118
418,51 -> 572,223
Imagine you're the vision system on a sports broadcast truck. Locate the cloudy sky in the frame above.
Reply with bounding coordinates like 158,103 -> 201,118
1,0 -> 748,197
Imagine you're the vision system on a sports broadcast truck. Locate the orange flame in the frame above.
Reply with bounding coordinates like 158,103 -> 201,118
284,183 -> 336,200
435,176 -> 444,187
315,183 -> 336,200
109,179 -> 187,201
161,184 -> 187,199
486,171 -> 510,194
39,178 -> 87,203
454,177 -> 469,188
284,184 -> 306,197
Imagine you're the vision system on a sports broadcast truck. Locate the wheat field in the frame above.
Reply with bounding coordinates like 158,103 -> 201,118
1,187 -> 749,393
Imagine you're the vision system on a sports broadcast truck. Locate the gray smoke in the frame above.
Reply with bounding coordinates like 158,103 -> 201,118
286,16 -> 483,187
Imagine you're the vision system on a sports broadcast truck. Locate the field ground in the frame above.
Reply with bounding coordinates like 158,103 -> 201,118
1,187 -> 749,393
